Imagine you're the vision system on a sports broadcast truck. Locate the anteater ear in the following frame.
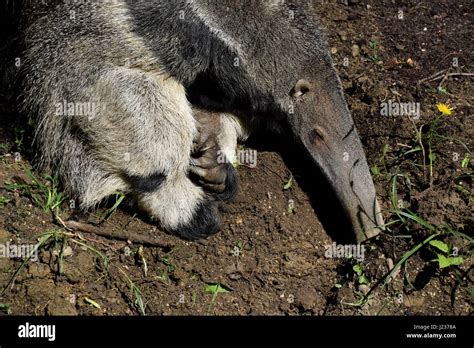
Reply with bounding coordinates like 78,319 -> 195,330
290,79 -> 313,99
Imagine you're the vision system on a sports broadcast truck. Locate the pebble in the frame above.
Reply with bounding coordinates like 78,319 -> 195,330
351,44 -> 360,57
338,30 -> 348,41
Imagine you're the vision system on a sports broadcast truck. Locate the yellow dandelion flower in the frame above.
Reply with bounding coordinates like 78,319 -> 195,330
436,102 -> 453,116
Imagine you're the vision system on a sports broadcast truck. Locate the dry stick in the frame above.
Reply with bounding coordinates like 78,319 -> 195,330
435,72 -> 474,83
416,69 -> 448,85
63,220 -> 174,249
55,215 -> 118,249
438,71 -> 450,89
418,71 -> 474,85
437,72 -> 474,90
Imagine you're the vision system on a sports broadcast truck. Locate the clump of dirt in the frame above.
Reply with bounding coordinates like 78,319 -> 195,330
0,0 -> 472,316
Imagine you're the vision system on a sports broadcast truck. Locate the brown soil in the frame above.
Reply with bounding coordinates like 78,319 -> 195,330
0,0 -> 472,316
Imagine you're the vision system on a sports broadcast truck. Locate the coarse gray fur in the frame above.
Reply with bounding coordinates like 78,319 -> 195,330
15,0 -> 384,241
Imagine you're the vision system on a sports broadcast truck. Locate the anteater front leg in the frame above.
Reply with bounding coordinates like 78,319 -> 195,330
77,68 -> 221,239
190,109 -> 249,202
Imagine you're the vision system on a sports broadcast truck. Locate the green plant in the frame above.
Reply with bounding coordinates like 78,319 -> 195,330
13,126 -> 26,152
370,164 -> 380,176
96,191 -> 125,222
0,195 -> 11,207
0,143 -> 9,154
461,154 -> 470,168
1,229 -> 110,296
353,264 -> 370,285
84,297 -> 101,309
154,270 -> 169,284
437,86 -> 449,95
205,282 -> 232,313
118,266 -> 146,315
0,303 -> 11,314
368,39 -> 380,62
6,169 -> 64,212
160,252 -> 176,273
342,166 -> 472,309
425,114 -> 445,183
72,239 -> 109,274
282,175 -> 293,190
428,239 -> 464,269
1,230 -> 59,295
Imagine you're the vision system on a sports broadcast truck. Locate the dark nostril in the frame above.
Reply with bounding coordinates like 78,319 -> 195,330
309,127 -> 326,144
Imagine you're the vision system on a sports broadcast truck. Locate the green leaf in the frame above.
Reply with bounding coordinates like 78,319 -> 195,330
0,303 -> 11,314
0,196 -> 11,207
335,283 -> 342,289
370,165 -> 380,176
461,154 -> 470,168
397,210 -> 437,231
358,274 -> 370,285
205,283 -> 231,295
437,86 -> 448,95
352,264 -> 362,276
438,254 -> 464,269
429,240 -> 449,254
282,176 -> 293,190
84,297 -> 101,309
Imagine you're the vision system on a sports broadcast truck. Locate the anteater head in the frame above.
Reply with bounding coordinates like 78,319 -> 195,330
286,73 -> 384,243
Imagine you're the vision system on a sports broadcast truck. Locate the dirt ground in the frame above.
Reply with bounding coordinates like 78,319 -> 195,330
0,0 -> 472,316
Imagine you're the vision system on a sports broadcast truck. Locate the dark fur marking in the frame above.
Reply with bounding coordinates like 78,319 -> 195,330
124,172 -> 166,193
214,162 -> 238,202
173,197 -> 220,240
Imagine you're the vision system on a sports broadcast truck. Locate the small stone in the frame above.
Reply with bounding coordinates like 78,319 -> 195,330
63,246 -> 73,257
406,58 -> 415,67
338,31 -> 348,41
330,47 -> 338,55
351,44 -> 360,57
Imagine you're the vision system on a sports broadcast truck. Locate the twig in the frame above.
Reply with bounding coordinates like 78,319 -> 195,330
438,71 -> 450,89
419,71 -> 474,85
437,72 -> 474,86
55,214 -> 117,249
63,220 -> 174,249
417,69 -> 448,85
